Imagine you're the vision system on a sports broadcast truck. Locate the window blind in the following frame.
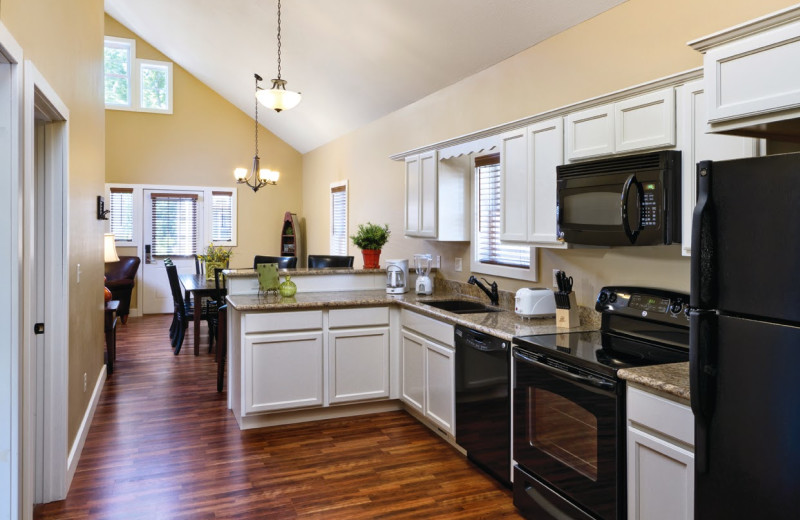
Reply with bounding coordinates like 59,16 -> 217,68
150,192 -> 197,256
475,156 -> 530,268
211,191 -> 233,242
109,187 -> 134,242
330,184 -> 348,255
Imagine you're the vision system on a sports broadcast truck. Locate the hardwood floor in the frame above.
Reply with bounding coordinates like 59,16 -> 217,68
35,314 -> 521,519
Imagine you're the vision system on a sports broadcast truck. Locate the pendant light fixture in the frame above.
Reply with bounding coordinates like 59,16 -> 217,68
256,0 -> 301,112
234,73 -> 279,192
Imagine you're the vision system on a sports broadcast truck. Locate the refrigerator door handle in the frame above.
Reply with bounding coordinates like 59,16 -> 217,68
690,307 -> 717,474
691,161 -> 715,309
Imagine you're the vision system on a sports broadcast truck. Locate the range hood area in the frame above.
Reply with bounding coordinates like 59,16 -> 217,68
689,4 -> 800,143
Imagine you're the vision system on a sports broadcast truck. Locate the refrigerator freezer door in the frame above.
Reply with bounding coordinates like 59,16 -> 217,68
695,314 -> 800,519
699,154 -> 800,324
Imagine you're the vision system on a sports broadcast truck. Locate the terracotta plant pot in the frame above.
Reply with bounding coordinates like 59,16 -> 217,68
361,249 -> 381,269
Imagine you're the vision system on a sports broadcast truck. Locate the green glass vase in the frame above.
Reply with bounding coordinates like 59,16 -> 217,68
279,275 -> 297,297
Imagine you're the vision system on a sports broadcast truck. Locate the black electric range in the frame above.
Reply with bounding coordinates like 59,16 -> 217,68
511,286 -> 690,520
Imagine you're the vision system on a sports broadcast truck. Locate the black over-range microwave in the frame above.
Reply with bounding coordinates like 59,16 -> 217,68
556,150 -> 681,246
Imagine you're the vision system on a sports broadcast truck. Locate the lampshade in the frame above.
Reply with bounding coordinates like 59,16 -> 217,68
256,81 -> 302,113
104,233 -> 120,263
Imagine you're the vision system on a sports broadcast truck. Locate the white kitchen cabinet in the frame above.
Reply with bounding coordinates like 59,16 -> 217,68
565,104 -> 615,161
527,118 -> 566,246
244,331 -> 324,413
690,6 -> 800,137
400,310 -> 456,435
499,119 -> 565,247
328,327 -> 390,404
565,88 -> 676,162
499,127 -> 529,242
615,88 -> 676,153
424,340 -> 455,433
400,329 -> 426,414
679,80 -> 760,256
627,385 -> 694,520
404,151 -> 437,238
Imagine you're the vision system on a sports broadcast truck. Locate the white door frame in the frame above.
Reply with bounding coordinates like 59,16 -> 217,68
0,21 -> 24,520
22,60 -> 70,505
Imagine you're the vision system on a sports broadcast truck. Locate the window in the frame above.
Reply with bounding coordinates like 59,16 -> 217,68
104,36 -> 173,114
138,59 -> 173,113
330,181 -> 348,255
150,192 -> 198,257
472,154 -> 537,280
104,37 -> 136,109
109,187 -> 134,242
211,191 -> 234,243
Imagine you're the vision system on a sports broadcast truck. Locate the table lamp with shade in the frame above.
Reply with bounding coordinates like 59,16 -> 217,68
104,233 -> 119,302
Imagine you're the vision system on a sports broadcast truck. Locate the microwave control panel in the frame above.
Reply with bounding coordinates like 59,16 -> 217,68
641,182 -> 659,227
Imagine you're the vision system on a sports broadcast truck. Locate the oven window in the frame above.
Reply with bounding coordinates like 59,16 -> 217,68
528,387 -> 598,481
563,192 -> 621,226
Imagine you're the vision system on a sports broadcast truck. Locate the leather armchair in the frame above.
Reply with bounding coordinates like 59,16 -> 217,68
105,256 -> 141,323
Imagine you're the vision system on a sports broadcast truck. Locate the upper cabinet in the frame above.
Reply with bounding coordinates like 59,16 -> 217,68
405,151 -> 437,238
499,119 -> 565,247
689,5 -> 800,140
565,88 -> 676,161
405,151 -> 471,241
679,80 -> 760,257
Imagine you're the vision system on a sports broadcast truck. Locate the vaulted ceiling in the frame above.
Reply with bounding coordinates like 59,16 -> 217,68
105,0 -> 626,153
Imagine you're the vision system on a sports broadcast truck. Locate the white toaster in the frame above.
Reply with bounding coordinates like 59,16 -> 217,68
515,288 -> 556,318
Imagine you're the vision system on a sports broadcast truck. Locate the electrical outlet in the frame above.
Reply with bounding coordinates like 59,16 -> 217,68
83,372 -> 87,393
434,255 -> 441,269
455,257 -> 462,272
552,269 -> 560,288
77,263 -> 81,284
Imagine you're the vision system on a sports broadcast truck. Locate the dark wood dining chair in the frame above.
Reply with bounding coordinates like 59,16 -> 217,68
206,267 -> 227,352
165,262 -> 212,355
253,255 -> 297,269
307,255 -> 354,268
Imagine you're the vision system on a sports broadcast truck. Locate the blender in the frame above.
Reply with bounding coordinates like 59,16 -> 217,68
414,254 -> 433,295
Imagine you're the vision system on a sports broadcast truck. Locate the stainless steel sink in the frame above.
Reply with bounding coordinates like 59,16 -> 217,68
423,299 -> 502,314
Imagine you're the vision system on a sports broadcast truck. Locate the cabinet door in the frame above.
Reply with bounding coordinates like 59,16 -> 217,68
614,88 -> 676,153
680,80 -> 759,257
527,117 -> 566,246
499,128 -> 528,242
244,331 -> 324,413
400,329 -> 425,414
404,155 -> 421,236
425,341 -> 455,434
628,426 -> 694,520
328,327 -> 390,404
565,104 -> 614,161
418,151 -> 438,238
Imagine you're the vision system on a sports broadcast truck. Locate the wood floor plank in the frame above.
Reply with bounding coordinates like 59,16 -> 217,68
34,314 -> 522,519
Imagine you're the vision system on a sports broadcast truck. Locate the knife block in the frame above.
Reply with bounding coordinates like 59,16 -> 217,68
556,293 -> 581,329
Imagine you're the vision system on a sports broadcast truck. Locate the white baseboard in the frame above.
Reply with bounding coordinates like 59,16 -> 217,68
66,364 -> 106,489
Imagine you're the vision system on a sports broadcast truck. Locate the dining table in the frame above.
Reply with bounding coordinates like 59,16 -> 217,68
178,273 -> 220,356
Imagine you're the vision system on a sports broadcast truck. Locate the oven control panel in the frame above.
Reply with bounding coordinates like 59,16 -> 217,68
595,286 -> 689,324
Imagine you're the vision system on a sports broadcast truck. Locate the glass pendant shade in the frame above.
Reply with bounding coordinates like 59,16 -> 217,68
256,80 -> 302,112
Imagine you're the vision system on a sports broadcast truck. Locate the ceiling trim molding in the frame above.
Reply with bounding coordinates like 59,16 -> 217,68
390,67 -> 703,161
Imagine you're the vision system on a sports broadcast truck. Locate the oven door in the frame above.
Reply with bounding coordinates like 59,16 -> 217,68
557,170 -> 663,246
513,348 -> 621,520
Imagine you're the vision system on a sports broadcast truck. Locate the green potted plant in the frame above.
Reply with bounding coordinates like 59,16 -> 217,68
197,243 -> 234,280
350,222 -> 390,269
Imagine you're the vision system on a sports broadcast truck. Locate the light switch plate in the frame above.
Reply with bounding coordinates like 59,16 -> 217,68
552,269 -> 559,288
455,257 -> 462,272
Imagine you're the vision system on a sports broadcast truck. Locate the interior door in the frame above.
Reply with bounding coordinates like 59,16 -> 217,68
141,188 -> 203,314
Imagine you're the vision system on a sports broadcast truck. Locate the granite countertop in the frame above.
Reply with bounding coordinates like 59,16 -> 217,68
226,289 -> 600,342
618,362 -> 690,402
225,267 -> 385,278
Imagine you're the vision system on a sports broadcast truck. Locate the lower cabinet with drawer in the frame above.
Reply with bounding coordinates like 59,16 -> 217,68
400,309 -> 455,436
235,307 -> 392,425
626,384 -> 695,520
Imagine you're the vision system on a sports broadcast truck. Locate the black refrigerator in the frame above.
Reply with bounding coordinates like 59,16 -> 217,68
689,152 -> 800,519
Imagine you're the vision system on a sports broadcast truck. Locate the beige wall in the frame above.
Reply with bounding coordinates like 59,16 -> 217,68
302,0 -> 797,307
2,0 -> 106,444
104,15 -> 303,271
